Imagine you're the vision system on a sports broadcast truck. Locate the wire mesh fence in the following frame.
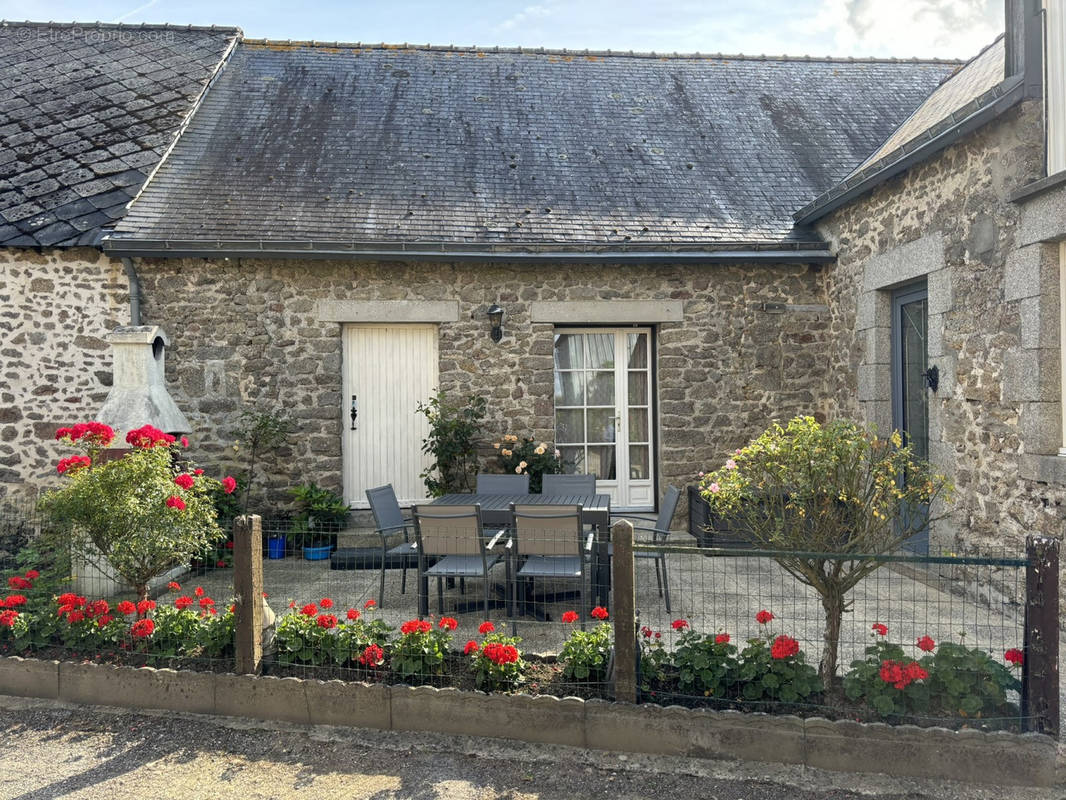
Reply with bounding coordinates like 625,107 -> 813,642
631,541 -> 1032,731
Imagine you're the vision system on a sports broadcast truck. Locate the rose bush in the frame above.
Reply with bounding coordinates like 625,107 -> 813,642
493,435 -> 563,493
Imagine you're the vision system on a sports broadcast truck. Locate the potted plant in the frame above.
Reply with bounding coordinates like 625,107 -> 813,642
288,483 -> 349,560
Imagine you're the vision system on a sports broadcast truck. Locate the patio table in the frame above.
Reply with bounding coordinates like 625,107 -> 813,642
422,492 -> 612,616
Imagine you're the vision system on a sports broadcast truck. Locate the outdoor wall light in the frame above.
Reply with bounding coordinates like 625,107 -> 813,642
487,304 -> 504,342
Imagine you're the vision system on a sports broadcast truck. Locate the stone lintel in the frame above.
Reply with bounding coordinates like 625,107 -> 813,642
531,300 -> 684,324
317,300 -> 459,323
862,233 -> 945,292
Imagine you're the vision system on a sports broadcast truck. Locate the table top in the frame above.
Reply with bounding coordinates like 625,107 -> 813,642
429,493 -> 611,515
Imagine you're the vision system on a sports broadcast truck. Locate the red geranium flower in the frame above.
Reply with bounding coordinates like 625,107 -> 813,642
770,635 -> 800,660
590,606 -> 609,621
7,576 -> 31,590
194,587 -> 205,597
175,596 -> 193,611
216,560 -> 227,568
67,610 -> 85,624
880,659 -> 927,689
225,541 -> 234,550
300,603 -> 318,617
755,610 -> 774,625
320,598 -> 334,609
116,600 -> 136,615
346,608 -> 360,621
438,616 -> 458,631
56,455 -> 92,474
316,614 -> 338,629
715,633 -> 730,644
23,570 -> 40,580
167,581 -> 181,592
464,640 -> 479,655
1005,648 -> 1024,666
363,599 -> 376,610
194,468 -> 204,476
0,610 -> 18,627
136,599 -> 156,615
872,623 -> 888,637
221,476 -> 237,494
400,619 -> 432,635
174,473 -> 195,490
125,425 -> 175,449
130,618 -> 155,638
671,619 -> 689,631
3,595 -> 26,608
91,599 -> 109,617
359,643 -> 384,667
96,615 -> 113,628
916,635 -> 935,652
560,610 -> 579,624
199,597 -> 215,608
165,495 -> 186,511
181,436 -> 189,448
478,621 -> 495,634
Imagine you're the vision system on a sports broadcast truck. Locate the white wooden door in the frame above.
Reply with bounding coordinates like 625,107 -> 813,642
553,328 -> 655,511
343,324 -> 438,508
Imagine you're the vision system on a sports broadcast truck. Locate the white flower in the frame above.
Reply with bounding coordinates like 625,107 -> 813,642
534,445 -> 546,455
518,460 -> 528,469
515,465 -> 524,474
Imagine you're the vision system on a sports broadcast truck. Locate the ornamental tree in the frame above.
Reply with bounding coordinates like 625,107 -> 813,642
39,422 -> 234,601
698,416 -> 951,688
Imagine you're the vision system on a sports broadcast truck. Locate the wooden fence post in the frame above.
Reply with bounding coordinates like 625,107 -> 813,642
233,515 -> 264,675
611,518 -> 638,704
1024,535 -> 1059,736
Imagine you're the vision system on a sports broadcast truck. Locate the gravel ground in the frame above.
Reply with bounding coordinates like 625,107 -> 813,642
0,697 -> 1063,800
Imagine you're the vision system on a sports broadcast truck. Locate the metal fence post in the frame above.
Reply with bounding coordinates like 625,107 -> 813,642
1023,535 -> 1059,736
233,515 -> 264,675
611,518 -> 638,704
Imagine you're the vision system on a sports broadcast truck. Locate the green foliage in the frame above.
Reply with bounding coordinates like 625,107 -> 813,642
493,435 -> 563,493
39,439 -> 224,601
559,622 -> 612,682
417,391 -> 487,497
672,629 -> 740,698
274,602 -> 390,668
468,632 -> 526,691
735,636 -> 821,704
233,409 -> 293,514
698,416 -> 952,684
288,483 -> 349,546
208,474 -> 247,522
392,619 -> 451,682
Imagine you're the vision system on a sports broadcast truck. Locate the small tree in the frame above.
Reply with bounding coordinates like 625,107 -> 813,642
39,422 -> 232,601
698,416 -> 951,688
234,409 -> 292,514
417,391 -> 486,497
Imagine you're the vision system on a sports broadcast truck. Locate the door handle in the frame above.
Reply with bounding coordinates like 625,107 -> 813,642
350,395 -> 358,430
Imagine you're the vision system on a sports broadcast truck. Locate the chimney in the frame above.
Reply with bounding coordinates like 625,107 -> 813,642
1004,0 -> 1043,98
97,325 -> 191,444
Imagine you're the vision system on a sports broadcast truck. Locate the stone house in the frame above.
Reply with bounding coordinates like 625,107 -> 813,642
1,4 -> 1065,565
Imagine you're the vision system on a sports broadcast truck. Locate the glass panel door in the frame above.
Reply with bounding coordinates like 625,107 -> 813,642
892,284 -> 929,553
554,328 -> 654,510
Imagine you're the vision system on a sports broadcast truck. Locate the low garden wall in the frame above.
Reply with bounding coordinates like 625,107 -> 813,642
0,654 -> 1056,787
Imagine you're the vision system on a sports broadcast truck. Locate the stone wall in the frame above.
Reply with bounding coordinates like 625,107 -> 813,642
123,257 -> 832,513
816,100 -> 1064,561
0,247 -> 126,503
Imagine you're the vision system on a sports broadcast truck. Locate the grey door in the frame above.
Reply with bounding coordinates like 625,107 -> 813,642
891,284 -> 929,553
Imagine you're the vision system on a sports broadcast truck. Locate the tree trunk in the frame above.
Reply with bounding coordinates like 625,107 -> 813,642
136,582 -> 149,603
820,590 -> 844,689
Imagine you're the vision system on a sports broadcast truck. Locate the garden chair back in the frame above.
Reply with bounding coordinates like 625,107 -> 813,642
476,473 -> 530,495
365,484 -> 417,608
510,504 -> 585,556
541,473 -> 596,496
413,504 -> 487,556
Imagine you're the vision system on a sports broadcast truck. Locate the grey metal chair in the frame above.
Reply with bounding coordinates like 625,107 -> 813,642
366,484 -> 419,608
541,473 -> 596,496
413,504 -> 508,616
476,473 -> 530,494
511,503 -> 592,626
610,485 -> 681,612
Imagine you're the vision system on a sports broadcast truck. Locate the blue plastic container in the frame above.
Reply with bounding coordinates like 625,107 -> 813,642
303,544 -> 332,561
267,535 -> 286,559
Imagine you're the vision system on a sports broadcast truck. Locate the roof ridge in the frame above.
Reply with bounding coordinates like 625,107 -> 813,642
243,38 -> 965,65
1,20 -> 242,34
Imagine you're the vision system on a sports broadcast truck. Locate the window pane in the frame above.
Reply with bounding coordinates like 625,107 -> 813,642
586,334 -> 615,370
587,371 -> 615,405
626,333 -> 648,369
627,371 -> 647,405
629,446 -> 649,480
628,408 -> 648,442
555,409 -> 584,443
588,446 -> 616,480
554,371 -> 585,406
586,408 -> 616,443
553,334 -> 584,370
558,446 -> 585,474
900,298 -> 929,461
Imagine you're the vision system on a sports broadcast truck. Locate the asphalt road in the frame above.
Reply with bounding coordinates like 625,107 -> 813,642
0,697 -> 1061,800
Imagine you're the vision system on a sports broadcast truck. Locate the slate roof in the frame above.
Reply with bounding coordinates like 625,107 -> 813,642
796,37 -> 1017,224
108,42 -> 958,255
0,21 -> 239,247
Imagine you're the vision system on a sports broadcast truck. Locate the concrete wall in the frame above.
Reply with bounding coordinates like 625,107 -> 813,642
816,100 -> 1063,566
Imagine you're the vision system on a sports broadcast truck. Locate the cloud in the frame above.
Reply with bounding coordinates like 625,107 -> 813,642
826,0 -> 1002,57
496,2 -> 557,33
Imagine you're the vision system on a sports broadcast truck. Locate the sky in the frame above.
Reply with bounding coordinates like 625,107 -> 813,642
0,0 -> 1004,60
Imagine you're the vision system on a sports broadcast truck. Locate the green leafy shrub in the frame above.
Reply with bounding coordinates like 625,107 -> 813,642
559,608 -> 612,682
924,640 -> 1022,719
731,611 -> 821,703
493,435 -> 563,493
698,416 -> 951,685
392,617 -> 453,682
233,409 -> 292,514
39,423 -> 232,601
417,391 -> 487,496
843,628 -> 931,716
465,621 -> 526,691
288,483 -> 349,547
669,619 -> 740,699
